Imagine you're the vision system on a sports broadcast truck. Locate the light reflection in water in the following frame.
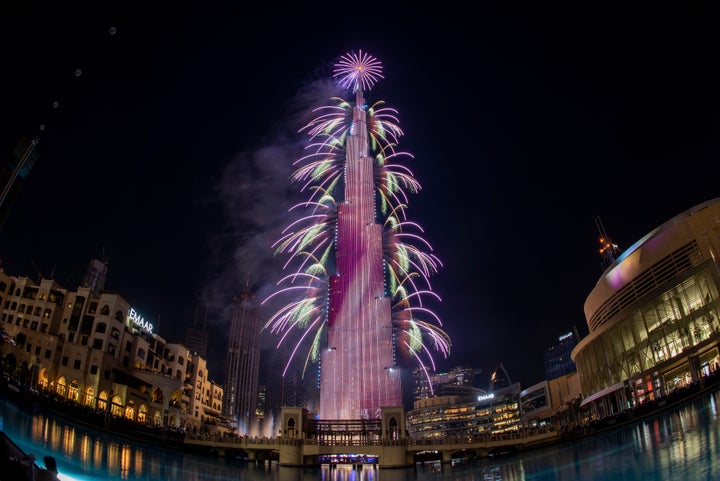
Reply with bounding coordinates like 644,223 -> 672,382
2,392 -> 720,480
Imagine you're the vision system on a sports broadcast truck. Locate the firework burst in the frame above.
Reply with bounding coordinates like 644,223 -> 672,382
333,49 -> 384,92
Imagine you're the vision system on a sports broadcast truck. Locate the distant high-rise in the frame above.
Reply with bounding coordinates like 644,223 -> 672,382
264,50 -> 450,421
222,291 -> 262,430
81,258 -> 107,295
544,327 -> 580,380
184,307 -> 208,359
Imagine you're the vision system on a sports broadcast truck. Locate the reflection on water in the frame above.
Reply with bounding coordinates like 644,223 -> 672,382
2,391 -> 720,480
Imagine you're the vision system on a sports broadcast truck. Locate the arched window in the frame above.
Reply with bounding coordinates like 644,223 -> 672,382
83,386 -> 95,407
100,305 -> 110,315
388,416 -> 399,440
287,417 -> 296,438
125,401 -> 135,421
111,394 -> 123,417
114,310 -> 124,322
151,388 -> 164,404
68,380 -> 79,401
95,322 -> 107,334
97,391 -> 109,411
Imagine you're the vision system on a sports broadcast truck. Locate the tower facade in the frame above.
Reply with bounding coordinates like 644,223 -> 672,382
222,292 -> 262,429
318,85 -> 400,420
264,50 -> 449,421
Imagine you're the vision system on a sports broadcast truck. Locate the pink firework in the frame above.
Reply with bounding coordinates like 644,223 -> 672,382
333,49 -> 384,92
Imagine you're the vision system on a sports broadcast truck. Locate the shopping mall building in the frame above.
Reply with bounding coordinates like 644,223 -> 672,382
573,198 -> 720,418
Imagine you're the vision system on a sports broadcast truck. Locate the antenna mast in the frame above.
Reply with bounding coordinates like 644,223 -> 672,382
595,216 -> 621,270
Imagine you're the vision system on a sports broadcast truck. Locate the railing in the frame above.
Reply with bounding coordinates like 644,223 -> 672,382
183,426 -> 558,450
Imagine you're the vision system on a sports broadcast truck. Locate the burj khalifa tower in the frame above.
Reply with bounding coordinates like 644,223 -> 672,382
264,50 -> 450,421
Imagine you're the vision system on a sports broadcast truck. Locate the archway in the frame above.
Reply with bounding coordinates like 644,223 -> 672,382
83,386 -> 95,407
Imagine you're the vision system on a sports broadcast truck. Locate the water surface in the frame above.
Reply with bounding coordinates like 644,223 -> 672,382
2,390 -> 719,480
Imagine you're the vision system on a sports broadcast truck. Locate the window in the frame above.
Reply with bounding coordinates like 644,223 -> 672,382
74,359 -> 81,369
125,341 -> 132,352
35,346 -> 40,355
30,321 -> 38,330
45,349 -> 51,359
95,322 -> 107,334
90,365 -> 98,375
61,356 -> 69,366
93,339 -> 103,349
123,356 -> 129,367
101,305 -> 110,315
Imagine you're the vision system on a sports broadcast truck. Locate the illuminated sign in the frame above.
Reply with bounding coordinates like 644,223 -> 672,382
477,393 -> 495,402
128,308 -> 153,334
559,332 -> 573,341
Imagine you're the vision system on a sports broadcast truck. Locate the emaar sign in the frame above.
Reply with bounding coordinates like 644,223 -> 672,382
128,307 -> 153,334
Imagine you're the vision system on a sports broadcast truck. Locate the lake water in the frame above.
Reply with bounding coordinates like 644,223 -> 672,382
2,389 -> 720,481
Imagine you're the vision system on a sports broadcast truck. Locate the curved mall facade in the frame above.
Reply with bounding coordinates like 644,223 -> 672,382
573,198 -> 720,418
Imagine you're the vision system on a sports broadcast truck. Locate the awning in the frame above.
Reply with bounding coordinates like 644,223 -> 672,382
580,381 -> 625,407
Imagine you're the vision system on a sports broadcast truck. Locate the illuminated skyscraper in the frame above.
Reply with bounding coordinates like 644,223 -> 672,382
264,51 -> 450,421
222,290 -> 262,429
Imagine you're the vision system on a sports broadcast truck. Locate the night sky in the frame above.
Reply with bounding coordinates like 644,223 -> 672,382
1,3 -> 718,391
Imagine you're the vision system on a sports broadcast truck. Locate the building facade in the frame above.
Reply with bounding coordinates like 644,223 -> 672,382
412,365 -> 484,401
572,198 -> 720,419
406,383 -> 522,439
0,260 -> 223,433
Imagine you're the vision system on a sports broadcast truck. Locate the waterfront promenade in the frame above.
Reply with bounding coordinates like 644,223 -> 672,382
183,426 -> 559,467
4,373 -> 720,469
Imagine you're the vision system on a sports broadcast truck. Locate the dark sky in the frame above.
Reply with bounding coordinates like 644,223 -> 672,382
1,3 -> 718,390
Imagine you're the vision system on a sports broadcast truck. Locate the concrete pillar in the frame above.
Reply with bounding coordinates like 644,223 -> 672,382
278,443 -> 304,467
442,450 -> 453,464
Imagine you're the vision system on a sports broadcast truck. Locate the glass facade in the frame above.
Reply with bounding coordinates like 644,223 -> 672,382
575,268 -> 720,404
407,385 -> 521,440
